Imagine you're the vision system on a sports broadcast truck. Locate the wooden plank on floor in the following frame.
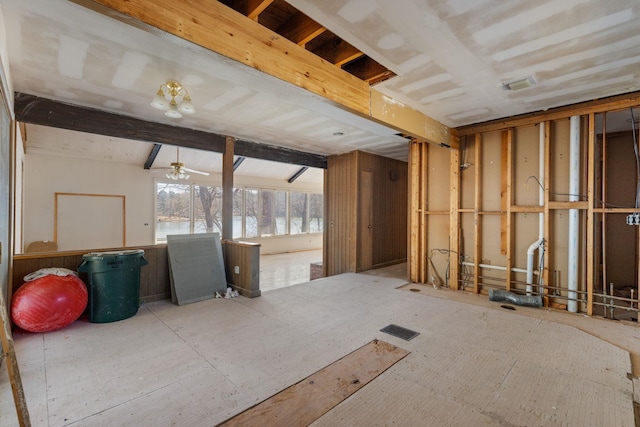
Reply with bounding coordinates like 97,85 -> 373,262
218,339 -> 409,427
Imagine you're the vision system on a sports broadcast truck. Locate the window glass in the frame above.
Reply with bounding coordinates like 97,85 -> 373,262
156,183 -> 191,242
245,188 -> 259,238
194,185 -> 223,234
309,193 -> 323,232
290,192 -> 308,234
232,187 -> 243,239
260,189 -> 275,236
275,191 -> 287,235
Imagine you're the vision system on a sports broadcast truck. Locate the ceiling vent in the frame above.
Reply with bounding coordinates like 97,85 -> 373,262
502,75 -> 537,91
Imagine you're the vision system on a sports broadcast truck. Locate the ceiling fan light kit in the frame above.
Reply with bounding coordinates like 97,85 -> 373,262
160,147 -> 210,180
151,80 -> 196,118
166,162 -> 190,180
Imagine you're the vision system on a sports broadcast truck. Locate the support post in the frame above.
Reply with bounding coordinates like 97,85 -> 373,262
222,136 -> 235,241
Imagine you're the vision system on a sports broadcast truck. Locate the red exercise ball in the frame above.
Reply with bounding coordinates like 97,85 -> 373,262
11,274 -> 88,333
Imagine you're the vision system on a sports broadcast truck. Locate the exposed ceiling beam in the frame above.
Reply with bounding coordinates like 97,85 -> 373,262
14,93 -> 327,169
233,156 -> 245,171
276,11 -> 326,46
287,166 -> 309,183
82,0 -> 453,148
143,143 -> 163,169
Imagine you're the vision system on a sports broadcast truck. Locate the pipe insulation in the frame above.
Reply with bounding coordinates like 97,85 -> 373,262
489,289 -> 543,308
568,116 -> 580,313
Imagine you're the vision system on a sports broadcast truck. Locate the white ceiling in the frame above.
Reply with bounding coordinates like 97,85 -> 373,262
2,0 -> 640,175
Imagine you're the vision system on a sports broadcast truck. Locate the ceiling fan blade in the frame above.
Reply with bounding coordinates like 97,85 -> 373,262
183,167 -> 209,176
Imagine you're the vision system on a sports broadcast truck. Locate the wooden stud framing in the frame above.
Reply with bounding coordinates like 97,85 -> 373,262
500,130 -> 509,255
473,133 -> 482,294
504,129 -> 513,291
420,143 -> 428,284
408,141 -> 421,283
586,113 -> 596,315
449,146 -> 460,290
0,289 -> 30,426
543,121 -> 551,304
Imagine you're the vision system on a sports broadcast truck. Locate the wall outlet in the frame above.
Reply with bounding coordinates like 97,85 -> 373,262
234,265 -> 240,274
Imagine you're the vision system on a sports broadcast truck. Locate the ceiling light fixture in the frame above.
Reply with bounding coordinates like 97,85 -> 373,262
150,80 -> 195,118
166,162 -> 190,180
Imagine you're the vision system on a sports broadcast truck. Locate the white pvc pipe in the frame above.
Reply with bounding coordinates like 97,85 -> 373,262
526,238 -> 543,293
568,116 -> 580,312
461,261 -> 539,276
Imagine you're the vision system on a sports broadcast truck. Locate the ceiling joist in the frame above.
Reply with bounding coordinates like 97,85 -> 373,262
84,0 -> 453,148
276,11 -> 326,46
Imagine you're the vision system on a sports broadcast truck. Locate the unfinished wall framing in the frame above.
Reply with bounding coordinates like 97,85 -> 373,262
409,94 -> 640,320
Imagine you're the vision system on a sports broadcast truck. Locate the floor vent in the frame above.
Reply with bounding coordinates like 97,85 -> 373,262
380,324 -> 419,341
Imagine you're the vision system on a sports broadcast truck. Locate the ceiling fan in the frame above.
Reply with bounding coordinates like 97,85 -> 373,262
160,147 -> 209,180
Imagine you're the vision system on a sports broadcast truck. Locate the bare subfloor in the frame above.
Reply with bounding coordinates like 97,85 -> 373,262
0,262 -> 636,426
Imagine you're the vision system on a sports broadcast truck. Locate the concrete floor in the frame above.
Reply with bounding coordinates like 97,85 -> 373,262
0,257 -> 637,426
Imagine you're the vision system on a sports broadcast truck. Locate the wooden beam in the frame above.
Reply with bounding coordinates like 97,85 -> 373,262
81,0 -> 451,147
370,90 -> 454,148
143,143 -> 163,169
15,93 -> 327,169
312,38 -> 364,67
15,93 -> 225,152
276,11 -> 325,46
233,156 -> 245,171
234,139 -> 326,169
457,91 -> 640,136
287,166 -> 309,183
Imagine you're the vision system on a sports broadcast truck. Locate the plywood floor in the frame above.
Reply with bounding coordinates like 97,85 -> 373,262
0,262 -> 636,426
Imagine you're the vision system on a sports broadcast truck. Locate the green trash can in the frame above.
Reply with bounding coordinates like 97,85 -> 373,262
77,249 -> 148,323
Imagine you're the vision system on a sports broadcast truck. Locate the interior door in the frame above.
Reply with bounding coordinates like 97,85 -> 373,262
359,170 -> 373,271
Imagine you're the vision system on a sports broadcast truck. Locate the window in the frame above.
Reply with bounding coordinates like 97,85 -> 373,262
156,183 -> 191,241
155,182 -> 223,242
156,183 -> 322,242
245,188 -> 259,238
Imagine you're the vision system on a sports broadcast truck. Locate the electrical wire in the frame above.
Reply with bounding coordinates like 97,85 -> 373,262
526,175 -> 586,200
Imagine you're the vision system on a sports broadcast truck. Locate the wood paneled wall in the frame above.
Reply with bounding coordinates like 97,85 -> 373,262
324,152 -> 358,276
12,245 -> 171,303
222,240 -> 261,298
324,150 -> 408,276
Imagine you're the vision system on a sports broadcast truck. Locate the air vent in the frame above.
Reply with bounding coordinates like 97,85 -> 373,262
502,75 -> 537,91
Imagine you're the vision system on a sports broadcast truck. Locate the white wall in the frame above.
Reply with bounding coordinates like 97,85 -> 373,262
24,154 -> 155,250
22,141 -> 324,254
